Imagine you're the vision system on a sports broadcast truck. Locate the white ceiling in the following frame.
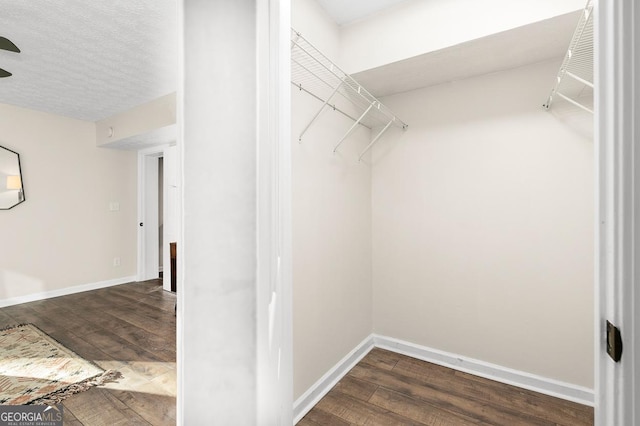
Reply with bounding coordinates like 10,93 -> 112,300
0,1 -> 177,122
0,1 -> 576,122
315,0 -> 410,25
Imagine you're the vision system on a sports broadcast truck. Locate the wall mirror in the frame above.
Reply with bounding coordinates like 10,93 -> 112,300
0,145 -> 25,209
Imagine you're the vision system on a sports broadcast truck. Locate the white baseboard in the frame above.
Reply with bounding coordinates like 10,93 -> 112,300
293,334 -> 375,424
293,333 -> 594,423
0,276 -> 137,308
373,334 -> 595,407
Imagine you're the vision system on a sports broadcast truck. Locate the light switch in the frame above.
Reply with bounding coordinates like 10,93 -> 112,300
109,202 -> 120,211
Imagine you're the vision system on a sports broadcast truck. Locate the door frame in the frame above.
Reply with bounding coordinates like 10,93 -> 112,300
137,145 -> 171,291
172,0 -> 640,423
256,0 -> 293,422
595,0 -> 639,424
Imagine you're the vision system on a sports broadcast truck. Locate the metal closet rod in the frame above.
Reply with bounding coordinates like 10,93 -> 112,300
291,54 -> 381,127
291,31 -> 371,105
291,28 -> 408,160
291,28 -> 407,129
292,83 -> 372,129
291,37 -> 408,129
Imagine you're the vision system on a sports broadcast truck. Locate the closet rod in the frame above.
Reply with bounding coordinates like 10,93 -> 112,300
291,27 -> 408,159
292,54 -> 376,138
292,83 -> 372,130
291,36 -> 377,117
291,28 -> 408,130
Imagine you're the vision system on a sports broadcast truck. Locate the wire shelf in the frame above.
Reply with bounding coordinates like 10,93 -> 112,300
291,28 -> 407,159
544,0 -> 593,113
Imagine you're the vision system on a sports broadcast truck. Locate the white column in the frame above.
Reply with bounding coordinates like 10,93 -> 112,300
181,0 -> 258,423
179,0 -> 292,424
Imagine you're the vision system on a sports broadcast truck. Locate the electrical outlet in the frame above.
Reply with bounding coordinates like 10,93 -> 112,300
109,202 -> 120,211
113,257 -> 121,267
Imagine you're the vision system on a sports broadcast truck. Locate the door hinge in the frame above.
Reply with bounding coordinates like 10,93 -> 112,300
606,320 -> 623,362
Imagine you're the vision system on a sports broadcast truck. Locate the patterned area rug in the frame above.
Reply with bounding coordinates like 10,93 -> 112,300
0,323 -> 122,405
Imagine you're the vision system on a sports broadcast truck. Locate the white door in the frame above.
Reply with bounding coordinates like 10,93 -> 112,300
162,145 -> 178,292
140,154 -> 160,281
138,145 -> 178,288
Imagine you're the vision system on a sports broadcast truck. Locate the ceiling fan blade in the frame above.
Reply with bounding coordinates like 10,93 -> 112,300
0,68 -> 12,78
0,37 -> 20,53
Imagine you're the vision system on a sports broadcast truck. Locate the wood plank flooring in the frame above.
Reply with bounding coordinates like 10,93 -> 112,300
1,281 -> 593,425
0,279 -> 176,426
300,348 -> 594,426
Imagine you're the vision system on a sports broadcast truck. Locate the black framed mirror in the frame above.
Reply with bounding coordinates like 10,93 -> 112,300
0,145 -> 25,209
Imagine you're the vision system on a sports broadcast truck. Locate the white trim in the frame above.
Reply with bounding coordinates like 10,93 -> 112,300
256,0 -> 293,424
175,0 -> 184,424
373,335 -> 594,407
595,0 -> 640,424
137,145 -> 170,286
0,276 -> 137,308
293,334 -> 594,423
293,335 -> 375,424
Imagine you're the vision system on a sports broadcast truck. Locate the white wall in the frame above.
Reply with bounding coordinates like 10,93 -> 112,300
371,60 -> 594,388
292,0 -> 340,56
0,103 -> 137,302
292,0 -> 373,400
339,0 -> 586,73
96,93 -> 176,147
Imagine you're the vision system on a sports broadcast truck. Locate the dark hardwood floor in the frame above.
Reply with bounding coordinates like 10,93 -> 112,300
300,348 -> 594,426
0,279 -> 176,426
1,282 -> 593,425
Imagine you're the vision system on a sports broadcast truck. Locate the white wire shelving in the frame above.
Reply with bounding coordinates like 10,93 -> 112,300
291,28 -> 408,161
543,0 -> 593,114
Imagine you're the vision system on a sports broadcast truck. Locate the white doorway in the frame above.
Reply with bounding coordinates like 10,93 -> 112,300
138,144 -> 178,292
176,0 -> 640,424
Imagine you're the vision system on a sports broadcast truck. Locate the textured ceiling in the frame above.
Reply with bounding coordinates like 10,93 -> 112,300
0,0 -> 177,122
315,0 -> 409,25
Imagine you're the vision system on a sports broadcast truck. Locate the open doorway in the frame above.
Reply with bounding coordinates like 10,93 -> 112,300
138,145 -> 178,293
159,156 -> 164,278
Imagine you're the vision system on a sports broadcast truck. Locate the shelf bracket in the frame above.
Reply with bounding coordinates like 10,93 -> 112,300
544,0 -> 593,113
554,92 -> 594,114
359,119 -> 394,161
334,103 -> 374,153
566,70 -> 594,88
299,83 -> 342,142
291,28 -> 408,158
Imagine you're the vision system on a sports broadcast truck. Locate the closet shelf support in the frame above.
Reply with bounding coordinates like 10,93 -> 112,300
359,119 -> 394,161
565,70 -> 593,88
299,83 -> 342,142
554,92 -> 594,114
334,103 -> 374,153
544,0 -> 593,113
291,27 -> 408,159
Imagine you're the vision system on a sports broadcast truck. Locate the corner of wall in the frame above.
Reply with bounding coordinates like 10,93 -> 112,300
96,92 -> 177,147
